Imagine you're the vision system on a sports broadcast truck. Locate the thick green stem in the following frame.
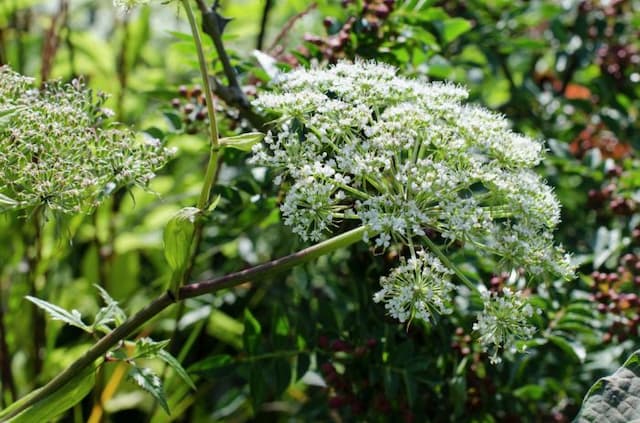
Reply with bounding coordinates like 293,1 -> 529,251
181,0 -> 220,211
0,226 -> 367,421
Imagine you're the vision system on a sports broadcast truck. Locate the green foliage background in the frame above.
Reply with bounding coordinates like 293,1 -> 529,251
1,0 -> 640,421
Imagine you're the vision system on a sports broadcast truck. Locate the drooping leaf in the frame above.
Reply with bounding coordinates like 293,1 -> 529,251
128,365 -> 170,415
158,349 -> 196,390
25,296 -> 91,333
0,193 -> 19,210
574,349 -> 640,422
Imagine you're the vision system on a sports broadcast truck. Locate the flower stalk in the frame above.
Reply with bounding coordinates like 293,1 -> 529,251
0,225 -> 367,421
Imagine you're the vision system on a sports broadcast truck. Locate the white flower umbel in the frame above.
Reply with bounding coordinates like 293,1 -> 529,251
373,251 -> 455,324
251,61 -> 574,350
251,61 -> 573,278
473,288 -> 537,364
0,66 -> 173,215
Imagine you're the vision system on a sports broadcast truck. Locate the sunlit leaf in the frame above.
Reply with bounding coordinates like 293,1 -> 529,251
128,366 -> 170,415
25,296 -> 91,333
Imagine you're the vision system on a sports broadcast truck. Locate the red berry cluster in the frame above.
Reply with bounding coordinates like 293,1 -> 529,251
586,183 -> 638,217
569,124 -> 632,161
590,254 -> 640,343
578,0 -> 640,82
171,85 -> 210,134
302,0 -> 396,63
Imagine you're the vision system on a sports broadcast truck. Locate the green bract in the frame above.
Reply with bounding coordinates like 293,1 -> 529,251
0,66 -> 173,215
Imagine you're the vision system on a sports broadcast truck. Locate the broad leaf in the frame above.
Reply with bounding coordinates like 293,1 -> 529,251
441,18 -> 472,44
128,366 -> 170,415
574,349 -> 640,422
25,296 -> 91,333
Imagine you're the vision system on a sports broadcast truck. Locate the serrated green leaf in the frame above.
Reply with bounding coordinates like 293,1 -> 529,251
163,207 -> 199,278
132,337 -> 170,359
128,366 -> 170,415
158,349 -> 196,391
94,285 -> 127,326
92,303 -> 120,334
25,296 -> 91,333
218,132 -> 264,152
575,349 -> 640,422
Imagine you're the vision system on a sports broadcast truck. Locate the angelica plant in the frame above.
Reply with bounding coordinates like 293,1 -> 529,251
0,66 -> 174,215
251,61 -> 575,360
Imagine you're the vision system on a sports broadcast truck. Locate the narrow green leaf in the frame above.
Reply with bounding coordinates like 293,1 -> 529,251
243,309 -> 262,355
546,334 -> 586,363
218,132 -> 264,152
158,349 -> 196,390
25,296 -> 91,333
128,366 -> 170,415
3,363 -> 95,422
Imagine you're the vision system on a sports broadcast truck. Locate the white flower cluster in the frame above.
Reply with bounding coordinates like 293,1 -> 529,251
473,288 -> 537,364
113,0 -> 149,13
0,66 -> 173,215
373,251 -> 455,324
252,61 -> 572,276
251,61 -> 573,359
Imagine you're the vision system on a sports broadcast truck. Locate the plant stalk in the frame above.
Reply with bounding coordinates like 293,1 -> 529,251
0,226 -> 367,421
